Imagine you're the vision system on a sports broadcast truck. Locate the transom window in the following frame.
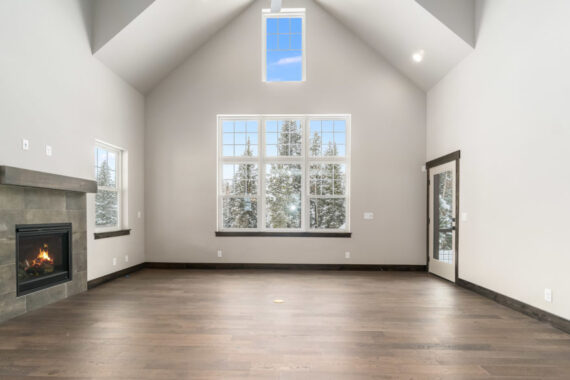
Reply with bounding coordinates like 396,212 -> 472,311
218,114 -> 350,233
262,9 -> 306,82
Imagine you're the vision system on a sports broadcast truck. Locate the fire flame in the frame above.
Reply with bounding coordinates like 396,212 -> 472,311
29,244 -> 53,268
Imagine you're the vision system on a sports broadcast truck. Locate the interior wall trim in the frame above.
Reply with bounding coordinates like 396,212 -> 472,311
87,263 -> 145,290
145,262 -> 427,271
457,278 -> 570,334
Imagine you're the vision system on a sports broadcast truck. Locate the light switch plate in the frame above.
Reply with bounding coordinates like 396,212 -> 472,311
363,212 -> 374,220
217,250 -> 222,258
45,145 -> 52,156
22,139 -> 29,150
461,212 -> 468,222
345,251 -> 350,259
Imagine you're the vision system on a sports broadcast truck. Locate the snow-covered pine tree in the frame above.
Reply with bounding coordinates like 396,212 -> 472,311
265,120 -> 302,228
224,139 -> 258,228
95,160 -> 118,227
309,137 -> 346,229
438,171 -> 454,251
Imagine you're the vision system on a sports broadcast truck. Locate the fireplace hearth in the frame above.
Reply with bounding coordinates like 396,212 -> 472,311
16,223 -> 72,296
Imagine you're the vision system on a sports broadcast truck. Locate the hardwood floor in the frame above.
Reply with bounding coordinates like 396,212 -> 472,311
0,269 -> 569,379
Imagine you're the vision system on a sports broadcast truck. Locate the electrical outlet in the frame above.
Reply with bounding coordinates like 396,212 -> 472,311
217,250 -> 222,258
112,257 -> 117,266
363,212 -> 374,220
544,288 -> 552,303
45,145 -> 52,156
345,251 -> 351,259
125,255 -> 129,263
22,139 -> 29,150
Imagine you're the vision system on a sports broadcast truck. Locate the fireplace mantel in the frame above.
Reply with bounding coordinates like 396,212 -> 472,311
0,166 -> 97,193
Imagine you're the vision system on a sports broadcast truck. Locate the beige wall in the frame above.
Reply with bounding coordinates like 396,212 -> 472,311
145,0 -> 426,265
0,0 -> 146,281
427,0 -> 570,319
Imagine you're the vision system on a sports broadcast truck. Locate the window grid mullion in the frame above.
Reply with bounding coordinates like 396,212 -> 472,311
259,116 -> 266,231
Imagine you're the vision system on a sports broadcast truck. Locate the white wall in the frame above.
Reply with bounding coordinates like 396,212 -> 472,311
427,0 -> 570,319
415,0 -> 475,47
145,0 -> 426,265
0,0 -> 146,281
92,0 -> 155,52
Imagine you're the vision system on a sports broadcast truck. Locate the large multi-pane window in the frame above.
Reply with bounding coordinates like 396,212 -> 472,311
262,9 -> 305,82
95,142 -> 123,231
218,115 -> 350,232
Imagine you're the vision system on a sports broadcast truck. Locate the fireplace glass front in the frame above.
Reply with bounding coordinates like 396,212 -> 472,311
16,223 -> 72,296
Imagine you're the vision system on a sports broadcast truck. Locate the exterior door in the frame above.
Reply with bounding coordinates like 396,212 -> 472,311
427,154 -> 459,282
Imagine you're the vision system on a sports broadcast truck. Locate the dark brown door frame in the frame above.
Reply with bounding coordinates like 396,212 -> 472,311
426,150 -> 461,282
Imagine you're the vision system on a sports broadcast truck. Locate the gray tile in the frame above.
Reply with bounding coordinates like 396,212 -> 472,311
0,185 -> 25,210
0,238 -> 15,266
24,188 -> 66,210
73,249 -> 87,273
66,271 -> 87,297
0,292 -> 26,323
25,209 -> 69,225
66,192 -> 86,211
72,231 -> 86,254
25,283 -> 66,311
0,263 -> 16,296
0,210 -> 26,239
67,210 -> 87,233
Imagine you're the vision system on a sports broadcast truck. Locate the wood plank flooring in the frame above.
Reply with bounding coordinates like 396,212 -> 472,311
0,269 -> 569,379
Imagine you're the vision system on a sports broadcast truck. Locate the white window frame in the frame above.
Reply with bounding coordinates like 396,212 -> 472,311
94,141 -> 124,233
261,8 -> 307,82
217,114 -> 351,233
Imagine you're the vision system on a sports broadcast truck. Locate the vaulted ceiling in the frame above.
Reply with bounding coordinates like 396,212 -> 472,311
92,0 -> 475,94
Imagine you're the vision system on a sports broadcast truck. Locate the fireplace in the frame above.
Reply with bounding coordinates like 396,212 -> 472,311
16,223 -> 72,296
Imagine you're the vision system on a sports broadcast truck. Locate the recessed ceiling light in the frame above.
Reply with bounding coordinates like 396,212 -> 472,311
412,50 -> 425,63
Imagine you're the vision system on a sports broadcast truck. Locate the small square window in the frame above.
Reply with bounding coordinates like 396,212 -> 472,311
262,9 -> 305,82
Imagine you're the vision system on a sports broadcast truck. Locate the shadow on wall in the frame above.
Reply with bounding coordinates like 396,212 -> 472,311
78,0 -> 94,50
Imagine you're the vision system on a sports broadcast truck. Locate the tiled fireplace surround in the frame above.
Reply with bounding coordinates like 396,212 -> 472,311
0,167 -> 95,323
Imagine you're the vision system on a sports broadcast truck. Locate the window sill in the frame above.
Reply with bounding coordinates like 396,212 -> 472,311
94,229 -> 131,240
215,231 -> 351,238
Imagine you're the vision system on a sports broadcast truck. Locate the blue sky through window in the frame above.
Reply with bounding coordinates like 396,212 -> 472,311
266,17 -> 303,81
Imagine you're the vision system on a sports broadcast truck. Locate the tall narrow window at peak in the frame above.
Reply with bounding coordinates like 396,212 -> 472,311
262,8 -> 306,82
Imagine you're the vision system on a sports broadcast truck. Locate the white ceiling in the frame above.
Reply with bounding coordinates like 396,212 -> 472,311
94,0 -> 254,94
315,0 -> 475,90
93,0 -> 475,93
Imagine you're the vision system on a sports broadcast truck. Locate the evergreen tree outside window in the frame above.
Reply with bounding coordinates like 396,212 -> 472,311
218,115 -> 350,233
95,143 -> 123,231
